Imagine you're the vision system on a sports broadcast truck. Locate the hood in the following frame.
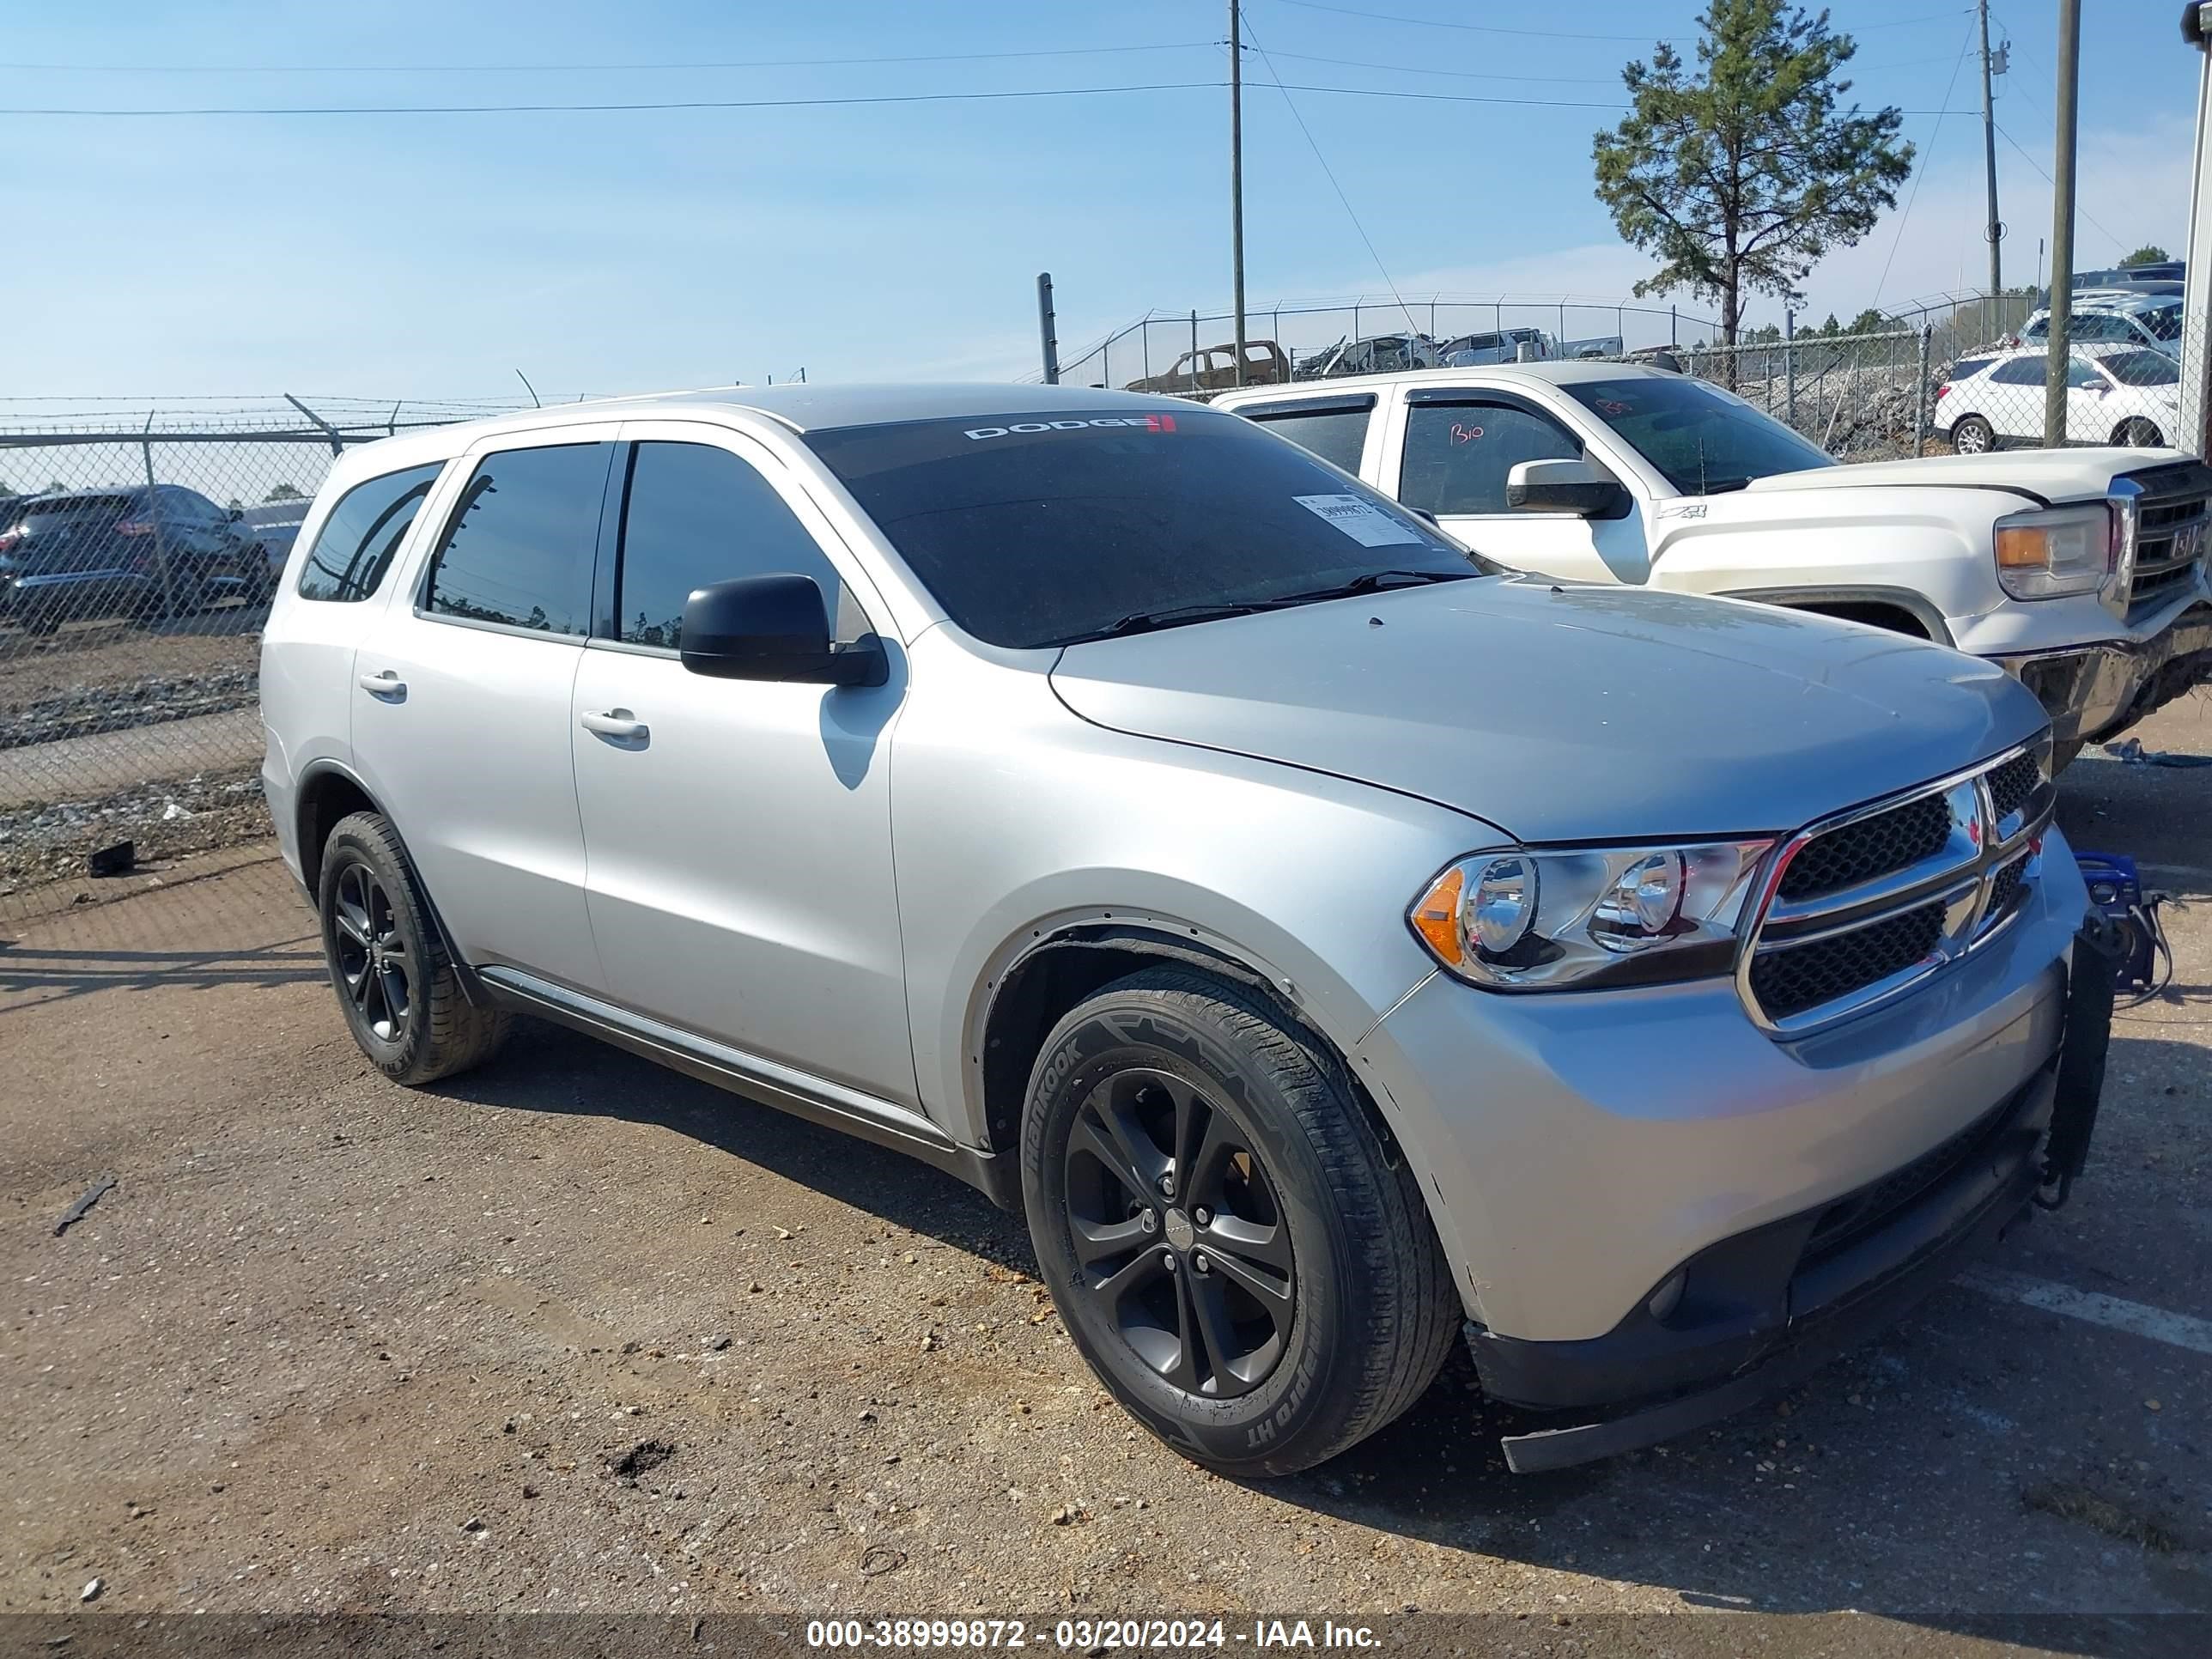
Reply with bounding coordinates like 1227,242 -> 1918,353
1048,579 -> 2047,844
1741,447 -> 2158,504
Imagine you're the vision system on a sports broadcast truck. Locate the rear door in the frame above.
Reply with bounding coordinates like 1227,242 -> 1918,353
353,427 -> 617,993
1231,392 -> 1380,477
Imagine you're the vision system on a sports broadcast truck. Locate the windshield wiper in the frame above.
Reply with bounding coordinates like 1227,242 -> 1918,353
1071,601 -> 1276,643
1266,568 -> 1479,605
1698,477 -> 1754,495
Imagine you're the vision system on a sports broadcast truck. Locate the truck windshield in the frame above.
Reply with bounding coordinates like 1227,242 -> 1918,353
1561,376 -> 1836,494
805,409 -> 1491,648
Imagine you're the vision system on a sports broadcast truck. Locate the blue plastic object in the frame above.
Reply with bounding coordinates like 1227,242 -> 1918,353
2074,851 -> 2162,996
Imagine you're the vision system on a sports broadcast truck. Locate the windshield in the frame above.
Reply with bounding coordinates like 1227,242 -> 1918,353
2139,304 -> 2182,342
2100,349 -> 2179,386
805,409 -> 1491,648
1560,376 -> 1835,493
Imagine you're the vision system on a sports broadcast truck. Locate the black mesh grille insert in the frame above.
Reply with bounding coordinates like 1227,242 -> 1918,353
1778,794 -> 1951,902
1984,856 -> 2027,924
1985,751 -> 2039,826
1751,899 -> 1947,1020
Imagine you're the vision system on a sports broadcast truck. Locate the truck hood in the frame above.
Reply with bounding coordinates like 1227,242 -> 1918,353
1048,578 -> 2048,844
1739,447 -> 2160,504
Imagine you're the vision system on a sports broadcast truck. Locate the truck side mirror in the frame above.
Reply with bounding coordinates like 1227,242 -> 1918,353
1506,458 -> 1630,519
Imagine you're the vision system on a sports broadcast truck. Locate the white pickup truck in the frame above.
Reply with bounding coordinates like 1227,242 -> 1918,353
1217,362 -> 2212,764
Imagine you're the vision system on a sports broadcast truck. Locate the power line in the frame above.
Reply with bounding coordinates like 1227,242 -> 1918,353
1240,17 -> 1421,337
0,40 -> 1212,75
1260,48 -> 1615,86
1267,0 -> 1972,44
0,81 -> 1224,117
1264,0 -> 1657,42
1992,120 -> 2124,256
1875,23 -> 1978,303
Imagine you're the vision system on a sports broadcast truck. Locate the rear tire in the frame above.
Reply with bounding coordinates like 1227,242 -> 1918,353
317,811 -> 509,1085
1949,415 -> 1996,455
1020,967 -> 1459,1477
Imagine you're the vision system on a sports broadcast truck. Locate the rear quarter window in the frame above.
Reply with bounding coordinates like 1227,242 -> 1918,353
295,462 -> 447,603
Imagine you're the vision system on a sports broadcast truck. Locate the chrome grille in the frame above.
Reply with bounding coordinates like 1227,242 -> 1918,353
1776,794 -> 1949,902
1738,740 -> 2056,1035
2122,462 -> 2212,624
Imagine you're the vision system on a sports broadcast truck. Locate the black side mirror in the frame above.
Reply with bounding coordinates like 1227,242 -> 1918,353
679,574 -> 887,686
1504,458 -> 1631,519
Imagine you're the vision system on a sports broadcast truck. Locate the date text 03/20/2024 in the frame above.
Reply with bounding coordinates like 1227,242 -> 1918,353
804,1619 -> 1381,1650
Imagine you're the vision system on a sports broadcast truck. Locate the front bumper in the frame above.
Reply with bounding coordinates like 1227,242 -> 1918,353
1353,827 -> 2097,1470
1999,600 -> 2212,746
1483,926 -> 2112,1474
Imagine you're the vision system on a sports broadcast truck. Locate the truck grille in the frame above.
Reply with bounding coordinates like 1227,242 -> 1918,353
1739,740 -> 2056,1035
2124,461 -> 2212,624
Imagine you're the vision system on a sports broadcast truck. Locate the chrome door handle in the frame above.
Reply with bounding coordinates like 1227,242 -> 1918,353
580,708 -> 648,743
357,670 -> 405,700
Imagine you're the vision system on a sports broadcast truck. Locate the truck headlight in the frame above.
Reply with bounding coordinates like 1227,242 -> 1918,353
1408,840 -> 1774,990
1994,504 -> 2116,600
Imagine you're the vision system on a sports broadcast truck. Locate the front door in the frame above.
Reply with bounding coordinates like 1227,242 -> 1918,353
568,426 -> 917,1105
352,429 -> 617,993
1389,393 -> 1646,583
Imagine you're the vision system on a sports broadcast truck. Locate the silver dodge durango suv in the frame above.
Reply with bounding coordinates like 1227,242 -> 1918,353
260,384 -> 2109,1475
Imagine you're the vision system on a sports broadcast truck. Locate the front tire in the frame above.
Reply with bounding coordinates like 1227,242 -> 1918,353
2115,417 -> 2164,448
1020,968 -> 1459,1476
1949,414 -> 1996,454
317,811 -> 509,1085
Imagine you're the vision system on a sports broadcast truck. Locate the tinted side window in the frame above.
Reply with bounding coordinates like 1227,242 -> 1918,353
296,461 -> 446,602
1948,356 -> 1995,381
1249,407 -> 1371,473
1401,402 -> 1580,515
616,441 -> 860,650
1990,357 -> 2045,386
424,443 -> 608,635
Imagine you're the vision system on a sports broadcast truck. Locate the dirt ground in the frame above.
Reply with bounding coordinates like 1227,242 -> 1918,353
3,696 -> 2210,1656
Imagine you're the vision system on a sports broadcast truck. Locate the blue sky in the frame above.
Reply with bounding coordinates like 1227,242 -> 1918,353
0,1 -> 2197,403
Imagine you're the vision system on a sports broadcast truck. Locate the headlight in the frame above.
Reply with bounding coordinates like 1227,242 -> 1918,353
1993,503 -> 2116,600
1408,840 -> 1773,990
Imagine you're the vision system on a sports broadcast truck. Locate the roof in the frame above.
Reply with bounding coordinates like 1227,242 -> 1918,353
1218,361 -> 1665,404
388,382 -> 1198,447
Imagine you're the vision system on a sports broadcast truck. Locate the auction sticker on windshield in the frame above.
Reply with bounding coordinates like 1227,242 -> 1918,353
1294,493 -> 1423,547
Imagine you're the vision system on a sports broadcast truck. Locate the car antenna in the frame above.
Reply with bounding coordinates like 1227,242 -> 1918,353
514,368 -> 543,409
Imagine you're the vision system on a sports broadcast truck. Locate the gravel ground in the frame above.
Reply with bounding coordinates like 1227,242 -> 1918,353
1,695 -> 2208,1656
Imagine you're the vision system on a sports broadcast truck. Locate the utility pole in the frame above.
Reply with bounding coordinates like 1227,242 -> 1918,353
2179,1 -> 2212,457
2042,0 -> 2081,447
1230,1 -> 1249,386
1978,0 -> 2004,307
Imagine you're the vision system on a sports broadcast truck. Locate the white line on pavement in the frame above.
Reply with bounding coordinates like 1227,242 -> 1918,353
1960,1267 -> 2212,1358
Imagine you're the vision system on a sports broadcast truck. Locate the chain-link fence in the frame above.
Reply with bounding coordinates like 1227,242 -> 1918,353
1050,284 -> 2203,466
0,401 -> 519,922
1047,295 -> 1692,394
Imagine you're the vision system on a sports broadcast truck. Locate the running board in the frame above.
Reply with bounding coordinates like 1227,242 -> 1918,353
474,967 -> 1018,1210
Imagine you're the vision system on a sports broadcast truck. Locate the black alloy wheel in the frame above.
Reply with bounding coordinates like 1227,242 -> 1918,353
330,858 -> 412,1042
1063,1066 -> 1295,1399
